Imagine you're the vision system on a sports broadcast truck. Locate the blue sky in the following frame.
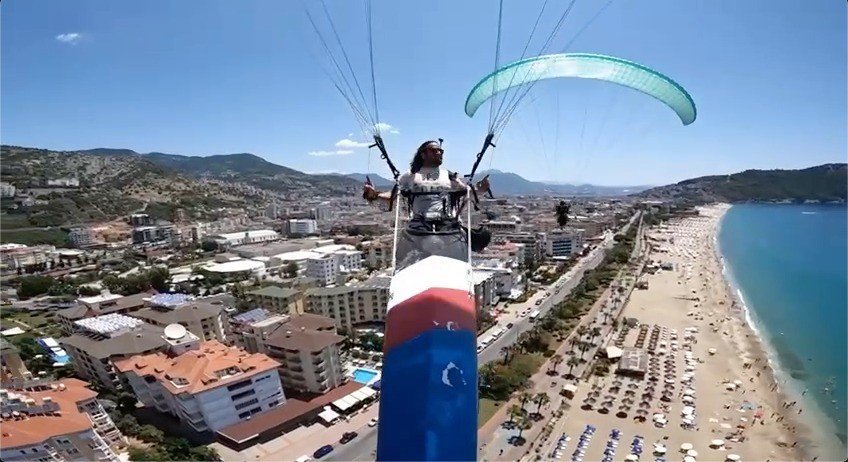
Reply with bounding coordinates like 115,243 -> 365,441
2,0 -> 846,186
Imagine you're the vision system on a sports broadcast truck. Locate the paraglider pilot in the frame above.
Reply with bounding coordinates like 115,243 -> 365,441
555,200 -> 570,228
363,140 -> 491,248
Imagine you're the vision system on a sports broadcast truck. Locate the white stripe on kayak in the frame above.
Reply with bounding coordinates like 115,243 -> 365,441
388,255 -> 471,311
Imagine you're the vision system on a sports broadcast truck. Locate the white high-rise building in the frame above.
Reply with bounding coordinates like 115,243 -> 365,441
287,219 -> 318,236
307,254 -> 337,286
546,228 -> 585,258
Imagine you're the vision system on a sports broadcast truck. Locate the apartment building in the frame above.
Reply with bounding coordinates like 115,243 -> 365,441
307,254 -> 338,286
212,230 -> 280,249
546,228 -> 586,258
68,227 -> 95,248
58,292 -> 153,335
286,219 -> 317,236
115,340 -> 284,433
129,295 -> 228,343
263,314 -> 345,394
304,276 -> 390,330
0,378 -> 125,462
0,244 -> 55,272
245,286 -> 303,315
229,309 -> 291,354
361,237 -> 392,269
59,314 -> 168,390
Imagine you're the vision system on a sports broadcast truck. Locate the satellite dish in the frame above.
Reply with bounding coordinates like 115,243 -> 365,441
164,324 -> 187,340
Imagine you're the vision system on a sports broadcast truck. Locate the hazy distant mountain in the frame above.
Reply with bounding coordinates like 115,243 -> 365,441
477,169 -> 650,197
343,173 -> 395,188
637,164 -> 848,203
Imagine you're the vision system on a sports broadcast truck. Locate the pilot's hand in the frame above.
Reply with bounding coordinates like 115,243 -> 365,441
476,175 -> 491,194
362,183 -> 379,202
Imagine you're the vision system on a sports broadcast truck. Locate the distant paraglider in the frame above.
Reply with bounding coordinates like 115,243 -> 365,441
556,200 -> 571,228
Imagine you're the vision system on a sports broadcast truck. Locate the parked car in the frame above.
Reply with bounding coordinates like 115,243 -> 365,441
506,322 -> 514,329
340,432 -> 358,444
368,417 -> 379,427
313,445 -> 333,459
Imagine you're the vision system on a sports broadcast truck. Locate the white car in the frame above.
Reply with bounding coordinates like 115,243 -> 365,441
368,417 -> 379,427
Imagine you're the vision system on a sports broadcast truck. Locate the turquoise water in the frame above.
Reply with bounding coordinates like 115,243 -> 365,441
352,368 -> 379,384
719,203 -> 847,450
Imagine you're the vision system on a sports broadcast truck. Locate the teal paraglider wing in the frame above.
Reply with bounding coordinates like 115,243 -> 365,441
465,53 -> 697,125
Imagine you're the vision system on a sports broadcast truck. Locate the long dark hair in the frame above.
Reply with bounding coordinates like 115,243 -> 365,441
410,140 -> 439,173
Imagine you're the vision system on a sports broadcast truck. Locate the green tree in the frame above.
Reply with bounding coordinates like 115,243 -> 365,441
128,446 -> 168,461
567,356 -> 581,375
17,275 -> 57,298
137,425 -> 165,444
148,267 -> 169,292
508,404 -> 524,425
283,262 -> 299,278
534,392 -> 550,415
201,240 -> 219,252
549,354 -> 563,373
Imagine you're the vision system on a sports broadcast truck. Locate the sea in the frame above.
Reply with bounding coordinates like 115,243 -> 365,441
718,203 -> 847,456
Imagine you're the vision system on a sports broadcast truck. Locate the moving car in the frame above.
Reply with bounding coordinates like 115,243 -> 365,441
340,432 -> 358,444
313,445 -> 333,459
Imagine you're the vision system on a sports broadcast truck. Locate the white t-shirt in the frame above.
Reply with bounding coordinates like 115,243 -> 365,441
398,167 -> 466,220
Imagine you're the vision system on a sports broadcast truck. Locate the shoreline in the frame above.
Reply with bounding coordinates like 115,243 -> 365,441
714,205 -> 846,460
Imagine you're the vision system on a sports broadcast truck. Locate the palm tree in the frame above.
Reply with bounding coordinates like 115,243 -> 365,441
567,356 -> 581,375
500,345 -> 516,365
534,392 -> 550,415
576,325 -> 588,340
518,392 -> 534,413
550,354 -> 563,373
508,403 -> 524,424
590,327 -> 602,342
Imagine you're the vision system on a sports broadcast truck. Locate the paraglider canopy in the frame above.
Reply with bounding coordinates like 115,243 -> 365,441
465,53 -> 697,126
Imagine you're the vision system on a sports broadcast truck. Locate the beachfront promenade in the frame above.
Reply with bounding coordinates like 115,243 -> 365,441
478,216 -> 648,461
483,205 -> 823,462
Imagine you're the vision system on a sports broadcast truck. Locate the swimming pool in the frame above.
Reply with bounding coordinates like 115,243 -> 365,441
352,368 -> 379,384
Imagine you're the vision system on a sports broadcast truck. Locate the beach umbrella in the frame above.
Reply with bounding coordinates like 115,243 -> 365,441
622,397 -> 634,405
687,450 -> 699,457
680,443 -> 693,452
683,457 -> 696,462
605,394 -> 616,401
625,454 -> 638,461
682,395 -> 695,403
616,411 -> 628,418
581,404 -> 593,410
628,383 -> 639,390
665,378 -> 675,384
642,393 -> 653,400
636,409 -> 648,416
599,407 -> 610,414
653,446 -> 667,455
610,386 -> 621,394
733,380 -> 743,386
603,401 -> 614,408
585,397 -> 597,404
710,439 -> 725,448
639,401 -> 650,409
684,388 -> 695,395
660,395 -> 672,402
725,454 -> 740,462
613,380 -> 623,387
649,376 -> 659,382
625,390 -> 636,397
682,406 -> 695,414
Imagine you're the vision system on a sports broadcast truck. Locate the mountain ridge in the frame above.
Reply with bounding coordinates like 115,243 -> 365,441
636,163 -> 848,203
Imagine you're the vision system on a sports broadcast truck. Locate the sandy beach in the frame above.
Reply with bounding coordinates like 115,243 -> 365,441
539,204 -> 841,462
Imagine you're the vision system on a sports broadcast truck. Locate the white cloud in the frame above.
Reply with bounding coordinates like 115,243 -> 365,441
308,150 -> 354,157
335,138 -> 370,149
55,33 -> 82,45
374,122 -> 400,134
